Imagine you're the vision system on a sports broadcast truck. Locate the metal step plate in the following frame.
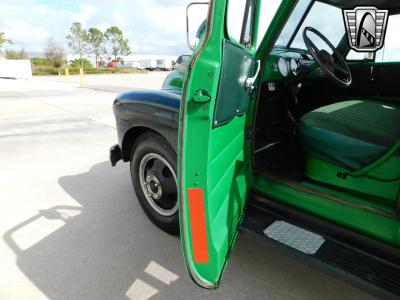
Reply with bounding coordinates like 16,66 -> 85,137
263,221 -> 325,255
244,204 -> 400,297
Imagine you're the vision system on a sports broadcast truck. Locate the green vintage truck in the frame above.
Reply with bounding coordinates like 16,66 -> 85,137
111,0 -> 400,297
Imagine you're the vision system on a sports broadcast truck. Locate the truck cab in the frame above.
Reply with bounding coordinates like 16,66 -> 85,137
111,0 -> 400,297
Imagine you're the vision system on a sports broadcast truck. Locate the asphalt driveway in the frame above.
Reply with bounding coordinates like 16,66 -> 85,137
0,75 -> 375,300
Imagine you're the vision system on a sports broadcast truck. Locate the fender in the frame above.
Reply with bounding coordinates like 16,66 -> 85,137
113,89 -> 181,160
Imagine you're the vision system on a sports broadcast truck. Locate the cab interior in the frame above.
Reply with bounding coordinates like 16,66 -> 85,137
252,0 -> 400,242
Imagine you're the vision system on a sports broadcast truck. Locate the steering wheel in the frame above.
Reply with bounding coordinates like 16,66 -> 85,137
303,27 -> 352,87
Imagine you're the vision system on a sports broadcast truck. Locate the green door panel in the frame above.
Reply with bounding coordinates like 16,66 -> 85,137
214,40 -> 255,126
178,0 -> 300,288
178,0 -> 254,288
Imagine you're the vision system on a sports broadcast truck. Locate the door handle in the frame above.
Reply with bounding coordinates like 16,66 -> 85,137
193,89 -> 211,103
245,60 -> 261,92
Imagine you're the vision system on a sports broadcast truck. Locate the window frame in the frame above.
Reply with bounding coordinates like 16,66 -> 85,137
225,0 -> 257,50
286,0 -> 314,48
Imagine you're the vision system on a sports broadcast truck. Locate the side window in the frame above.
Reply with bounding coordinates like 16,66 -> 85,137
256,0 -> 283,48
375,14 -> 400,63
226,0 -> 248,44
346,50 -> 374,61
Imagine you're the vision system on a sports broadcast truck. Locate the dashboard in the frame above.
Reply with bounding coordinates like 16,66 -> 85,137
263,47 -> 326,82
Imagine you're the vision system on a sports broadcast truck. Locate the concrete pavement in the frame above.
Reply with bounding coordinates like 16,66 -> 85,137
0,75 -> 376,300
36,72 -> 169,94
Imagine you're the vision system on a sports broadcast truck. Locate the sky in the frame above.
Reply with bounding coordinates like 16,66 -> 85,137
0,0 -> 203,56
1,0 -> 399,61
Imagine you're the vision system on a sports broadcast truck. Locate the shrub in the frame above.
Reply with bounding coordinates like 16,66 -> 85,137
32,66 -> 148,76
69,58 -> 93,69
31,58 -> 51,66
32,65 -> 60,76
5,49 -> 29,60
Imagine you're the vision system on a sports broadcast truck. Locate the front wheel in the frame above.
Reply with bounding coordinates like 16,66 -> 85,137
130,132 -> 179,235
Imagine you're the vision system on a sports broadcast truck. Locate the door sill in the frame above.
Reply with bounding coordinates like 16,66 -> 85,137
242,197 -> 400,299
253,171 -> 398,220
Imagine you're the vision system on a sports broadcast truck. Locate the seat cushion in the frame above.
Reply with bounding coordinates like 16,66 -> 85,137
298,100 -> 400,170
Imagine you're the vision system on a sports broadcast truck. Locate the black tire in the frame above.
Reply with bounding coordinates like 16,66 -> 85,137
130,132 -> 179,235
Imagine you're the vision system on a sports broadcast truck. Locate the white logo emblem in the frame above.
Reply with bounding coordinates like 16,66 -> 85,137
343,7 -> 389,52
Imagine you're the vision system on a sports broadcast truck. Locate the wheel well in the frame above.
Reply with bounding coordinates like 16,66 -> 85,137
121,127 -> 161,161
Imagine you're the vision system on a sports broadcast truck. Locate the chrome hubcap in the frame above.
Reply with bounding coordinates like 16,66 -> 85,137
139,153 -> 178,217
145,175 -> 162,199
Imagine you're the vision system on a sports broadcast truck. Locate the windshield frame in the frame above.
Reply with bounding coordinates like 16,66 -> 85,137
285,0 -> 314,48
279,0 -> 347,52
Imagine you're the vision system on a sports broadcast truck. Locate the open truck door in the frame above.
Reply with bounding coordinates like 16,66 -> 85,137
178,0 -> 262,288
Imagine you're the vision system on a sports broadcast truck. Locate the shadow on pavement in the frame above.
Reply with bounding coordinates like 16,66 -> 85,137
3,161 -> 372,300
3,162 -> 189,299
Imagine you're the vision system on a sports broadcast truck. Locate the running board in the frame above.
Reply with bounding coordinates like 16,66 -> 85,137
242,202 -> 400,299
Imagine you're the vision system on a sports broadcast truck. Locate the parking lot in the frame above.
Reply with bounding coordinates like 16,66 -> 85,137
0,74 -> 375,300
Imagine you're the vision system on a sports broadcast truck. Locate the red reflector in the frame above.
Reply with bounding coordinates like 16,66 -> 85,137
187,188 -> 209,263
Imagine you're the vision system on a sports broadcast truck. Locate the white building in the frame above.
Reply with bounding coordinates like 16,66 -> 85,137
122,55 -> 177,70
66,54 -> 178,69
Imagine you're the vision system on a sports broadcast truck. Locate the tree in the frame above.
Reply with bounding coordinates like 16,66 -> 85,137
5,49 -> 29,60
45,38 -> 66,69
66,22 -> 88,69
118,38 -> 131,67
0,32 -> 12,53
105,26 -> 131,64
87,28 -> 105,69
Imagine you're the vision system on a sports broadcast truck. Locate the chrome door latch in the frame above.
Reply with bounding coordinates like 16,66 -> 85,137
245,60 -> 261,92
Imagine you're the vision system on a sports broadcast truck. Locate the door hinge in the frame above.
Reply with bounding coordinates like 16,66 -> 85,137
193,89 -> 211,103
